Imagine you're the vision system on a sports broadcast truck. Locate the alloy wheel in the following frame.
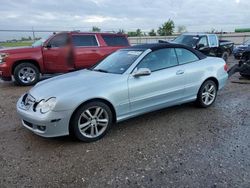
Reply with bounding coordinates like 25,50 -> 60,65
78,106 -> 109,138
18,67 -> 36,84
201,83 -> 216,105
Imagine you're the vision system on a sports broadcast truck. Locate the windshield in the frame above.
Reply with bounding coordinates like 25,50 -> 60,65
174,35 -> 199,47
32,36 -> 50,47
93,50 -> 143,74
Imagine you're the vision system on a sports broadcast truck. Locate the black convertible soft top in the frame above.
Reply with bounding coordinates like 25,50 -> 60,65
126,43 -> 207,60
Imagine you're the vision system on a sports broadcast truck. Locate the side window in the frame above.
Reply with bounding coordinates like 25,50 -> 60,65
101,35 -> 129,46
175,48 -> 199,64
48,33 -> 69,48
72,35 -> 98,47
208,35 -> 219,47
137,48 -> 178,72
198,36 -> 208,47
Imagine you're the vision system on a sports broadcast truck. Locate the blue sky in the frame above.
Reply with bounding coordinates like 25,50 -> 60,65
0,0 -> 249,40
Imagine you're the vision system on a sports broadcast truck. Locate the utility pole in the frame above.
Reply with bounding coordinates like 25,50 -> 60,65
32,26 -> 35,41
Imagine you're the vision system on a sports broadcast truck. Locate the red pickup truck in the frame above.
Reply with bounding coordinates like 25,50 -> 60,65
0,32 -> 130,86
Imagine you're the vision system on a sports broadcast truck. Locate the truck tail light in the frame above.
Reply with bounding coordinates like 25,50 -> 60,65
224,64 -> 228,72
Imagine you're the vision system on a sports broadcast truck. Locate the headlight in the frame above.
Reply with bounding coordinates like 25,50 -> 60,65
0,53 -> 9,63
36,97 -> 56,114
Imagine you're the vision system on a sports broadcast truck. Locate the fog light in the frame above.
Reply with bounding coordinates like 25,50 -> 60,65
37,125 -> 46,131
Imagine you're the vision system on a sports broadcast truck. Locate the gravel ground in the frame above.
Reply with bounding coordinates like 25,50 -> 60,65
0,58 -> 250,188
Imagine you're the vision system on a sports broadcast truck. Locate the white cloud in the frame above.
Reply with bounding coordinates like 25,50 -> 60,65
0,0 -> 250,40
84,15 -> 119,23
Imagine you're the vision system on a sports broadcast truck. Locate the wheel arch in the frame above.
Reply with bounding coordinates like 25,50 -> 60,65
69,98 -> 117,133
200,77 -> 219,91
12,59 -> 41,74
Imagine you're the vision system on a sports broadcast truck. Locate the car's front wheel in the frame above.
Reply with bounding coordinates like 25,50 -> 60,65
196,80 -> 217,108
70,101 -> 113,142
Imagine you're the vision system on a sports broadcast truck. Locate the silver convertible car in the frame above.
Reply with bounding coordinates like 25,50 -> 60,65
17,43 -> 228,142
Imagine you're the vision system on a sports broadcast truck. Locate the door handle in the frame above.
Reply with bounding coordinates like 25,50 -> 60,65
176,70 -> 184,75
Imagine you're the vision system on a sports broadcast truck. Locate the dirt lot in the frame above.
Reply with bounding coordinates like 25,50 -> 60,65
0,61 -> 250,187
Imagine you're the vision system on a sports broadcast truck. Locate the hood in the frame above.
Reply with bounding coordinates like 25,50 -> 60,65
29,69 -> 123,101
0,46 -> 41,54
237,44 -> 250,49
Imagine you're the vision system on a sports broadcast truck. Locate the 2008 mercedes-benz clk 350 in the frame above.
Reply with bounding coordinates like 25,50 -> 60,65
17,43 -> 228,142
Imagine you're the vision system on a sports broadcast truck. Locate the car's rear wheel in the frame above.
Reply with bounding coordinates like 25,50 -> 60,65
196,80 -> 217,108
70,101 -> 113,142
14,63 -> 40,86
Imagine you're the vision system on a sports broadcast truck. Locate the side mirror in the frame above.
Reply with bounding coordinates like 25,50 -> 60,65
197,44 -> 205,50
44,43 -> 51,49
133,68 -> 151,77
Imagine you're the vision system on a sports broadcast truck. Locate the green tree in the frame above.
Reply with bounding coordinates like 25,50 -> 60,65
157,19 -> 175,36
210,28 -> 216,33
117,29 -> 125,34
127,31 -> 137,37
177,25 -> 187,33
92,26 -> 101,32
127,29 -> 142,37
136,29 -> 142,36
148,29 -> 157,36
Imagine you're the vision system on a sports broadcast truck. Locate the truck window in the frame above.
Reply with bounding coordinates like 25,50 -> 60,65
208,35 -> 219,47
198,36 -> 209,47
173,35 -> 199,48
175,48 -> 199,64
101,35 -> 129,46
72,35 -> 98,47
48,33 -> 69,48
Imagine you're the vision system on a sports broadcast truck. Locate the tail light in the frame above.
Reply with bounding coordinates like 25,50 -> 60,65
224,64 -> 228,72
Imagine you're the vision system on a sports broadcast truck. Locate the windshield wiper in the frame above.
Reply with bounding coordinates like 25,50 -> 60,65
93,69 -> 109,73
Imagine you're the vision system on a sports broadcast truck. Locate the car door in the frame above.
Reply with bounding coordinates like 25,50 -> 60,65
128,48 -> 186,114
207,34 -> 220,57
197,36 -> 210,55
72,34 -> 103,69
174,48 -> 204,99
42,33 -> 74,73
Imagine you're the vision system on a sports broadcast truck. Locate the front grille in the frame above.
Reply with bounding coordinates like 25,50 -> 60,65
23,120 -> 33,128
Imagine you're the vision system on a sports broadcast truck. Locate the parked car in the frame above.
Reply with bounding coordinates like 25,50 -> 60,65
228,49 -> 250,78
233,39 -> 250,59
172,33 -> 234,62
239,51 -> 250,78
17,43 -> 228,142
0,31 -> 130,86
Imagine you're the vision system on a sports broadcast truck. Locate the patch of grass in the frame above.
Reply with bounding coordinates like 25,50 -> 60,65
0,41 -> 33,47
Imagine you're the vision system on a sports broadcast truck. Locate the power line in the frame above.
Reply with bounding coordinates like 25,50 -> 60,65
0,29 -> 64,32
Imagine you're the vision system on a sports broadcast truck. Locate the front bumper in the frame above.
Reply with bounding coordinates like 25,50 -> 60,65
233,53 -> 242,60
0,62 -> 12,80
16,97 -> 73,138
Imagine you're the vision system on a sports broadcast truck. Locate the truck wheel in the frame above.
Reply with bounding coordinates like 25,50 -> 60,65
222,51 -> 229,62
14,63 -> 40,86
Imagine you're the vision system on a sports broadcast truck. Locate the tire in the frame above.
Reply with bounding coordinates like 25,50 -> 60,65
196,80 -> 218,108
240,73 -> 250,79
13,63 -> 40,86
70,101 -> 113,142
222,51 -> 229,62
